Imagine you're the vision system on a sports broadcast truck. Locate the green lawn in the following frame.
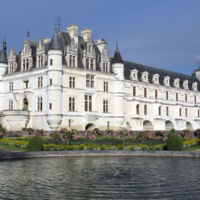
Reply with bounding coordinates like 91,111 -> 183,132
0,144 -> 29,152
182,145 -> 200,151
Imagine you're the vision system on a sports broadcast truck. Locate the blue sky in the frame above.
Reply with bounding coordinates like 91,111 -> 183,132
1,0 -> 200,75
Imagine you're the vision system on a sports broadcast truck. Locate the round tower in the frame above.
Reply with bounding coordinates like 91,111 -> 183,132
111,43 -> 125,128
46,30 -> 63,130
0,40 -> 8,80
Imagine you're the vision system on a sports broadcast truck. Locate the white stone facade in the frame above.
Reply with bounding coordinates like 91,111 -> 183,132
0,24 -> 200,131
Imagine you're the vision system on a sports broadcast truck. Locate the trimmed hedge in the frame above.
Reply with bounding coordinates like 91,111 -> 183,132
28,136 -> 43,151
166,135 -> 183,151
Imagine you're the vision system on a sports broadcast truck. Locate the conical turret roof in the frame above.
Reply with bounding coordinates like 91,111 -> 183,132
112,47 -> 123,64
48,32 -> 62,51
0,49 -> 7,64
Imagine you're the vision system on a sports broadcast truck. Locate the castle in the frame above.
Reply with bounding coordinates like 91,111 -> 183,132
0,21 -> 200,132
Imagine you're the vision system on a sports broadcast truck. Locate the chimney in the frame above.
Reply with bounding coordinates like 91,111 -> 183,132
81,28 -> 92,42
67,24 -> 79,38
195,68 -> 200,81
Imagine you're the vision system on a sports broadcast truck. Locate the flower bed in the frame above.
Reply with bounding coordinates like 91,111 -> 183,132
0,138 -> 28,149
1,137 -> 200,151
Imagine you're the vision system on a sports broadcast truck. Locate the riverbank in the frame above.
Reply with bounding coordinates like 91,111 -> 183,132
1,150 -> 200,160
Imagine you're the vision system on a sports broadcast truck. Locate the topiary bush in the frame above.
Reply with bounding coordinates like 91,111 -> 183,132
28,136 -> 43,151
166,135 -> 183,151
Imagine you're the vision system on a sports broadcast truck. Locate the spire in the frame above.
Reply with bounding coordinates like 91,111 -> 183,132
112,39 -> 123,64
0,40 -> 7,64
48,31 -> 62,51
58,16 -> 60,31
27,28 -> 29,40
55,20 -> 57,32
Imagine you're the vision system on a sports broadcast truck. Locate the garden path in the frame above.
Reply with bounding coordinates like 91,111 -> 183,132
0,147 -> 20,153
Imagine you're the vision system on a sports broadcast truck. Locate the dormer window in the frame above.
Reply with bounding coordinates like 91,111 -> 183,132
152,74 -> 160,84
9,63 -> 14,74
70,55 -> 76,67
141,71 -> 149,82
38,55 -> 43,68
86,59 -> 95,70
130,69 -> 138,81
103,62 -> 109,73
173,78 -> 180,88
192,82 -> 198,91
183,80 -> 189,89
163,76 -> 170,86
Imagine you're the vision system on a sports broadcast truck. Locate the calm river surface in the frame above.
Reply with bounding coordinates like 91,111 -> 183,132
0,156 -> 200,199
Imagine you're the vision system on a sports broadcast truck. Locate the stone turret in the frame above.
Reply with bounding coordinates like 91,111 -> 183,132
0,40 -> 8,80
46,30 -> 63,130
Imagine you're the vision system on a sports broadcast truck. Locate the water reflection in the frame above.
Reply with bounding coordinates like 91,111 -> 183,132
0,156 -> 200,199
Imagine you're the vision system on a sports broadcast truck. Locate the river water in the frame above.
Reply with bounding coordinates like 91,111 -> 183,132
0,156 -> 200,199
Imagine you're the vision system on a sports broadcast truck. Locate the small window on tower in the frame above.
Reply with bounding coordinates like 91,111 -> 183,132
50,59 -> 53,66
49,103 -> 52,110
50,79 -> 52,85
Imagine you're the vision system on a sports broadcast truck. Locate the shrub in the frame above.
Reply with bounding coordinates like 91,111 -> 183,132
28,136 -> 43,151
94,128 -> 103,137
166,135 -> 183,151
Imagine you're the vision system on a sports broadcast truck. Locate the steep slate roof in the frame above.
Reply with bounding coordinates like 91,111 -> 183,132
48,32 -> 62,51
122,59 -> 200,86
0,49 -> 7,64
111,48 -> 123,64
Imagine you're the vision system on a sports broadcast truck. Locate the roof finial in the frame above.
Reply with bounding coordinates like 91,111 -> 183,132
58,16 -> 60,31
116,38 -> 118,49
2,38 -> 3,50
27,28 -> 29,40
55,20 -> 57,32
3,36 -> 6,51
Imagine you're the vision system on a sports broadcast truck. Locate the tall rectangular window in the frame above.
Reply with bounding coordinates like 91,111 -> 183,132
9,82 -> 13,92
86,75 -> 94,88
38,77 -> 43,88
195,95 -> 197,103
144,88 -> 147,98
86,59 -> 89,69
107,121 -> 110,129
50,59 -> 53,66
185,94 -> 187,102
85,95 -> 92,111
166,91 -> 168,100
106,63 -> 108,73
70,55 -> 72,67
26,59 -> 29,70
104,82 -> 108,92
144,105 -> 147,115
37,97 -> 43,111
9,100 -> 13,110
103,100 -> 108,113
69,97 -> 75,111
49,103 -> 52,110
25,81 -> 29,89
73,56 -> 75,67
159,106 -> 161,115
90,60 -> 94,70
10,63 -> 14,73
176,93 -> 178,101
166,107 -> 169,116
103,62 -> 105,72
133,87 -> 136,96
136,104 -> 139,114
69,77 -> 75,88
179,108 -> 182,117
155,90 -> 157,99
50,79 -> 52,85
23,60 -> 25,71
185,108 -> 188,117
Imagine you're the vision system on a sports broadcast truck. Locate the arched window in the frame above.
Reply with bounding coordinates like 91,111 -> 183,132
136,104 -> 139,114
